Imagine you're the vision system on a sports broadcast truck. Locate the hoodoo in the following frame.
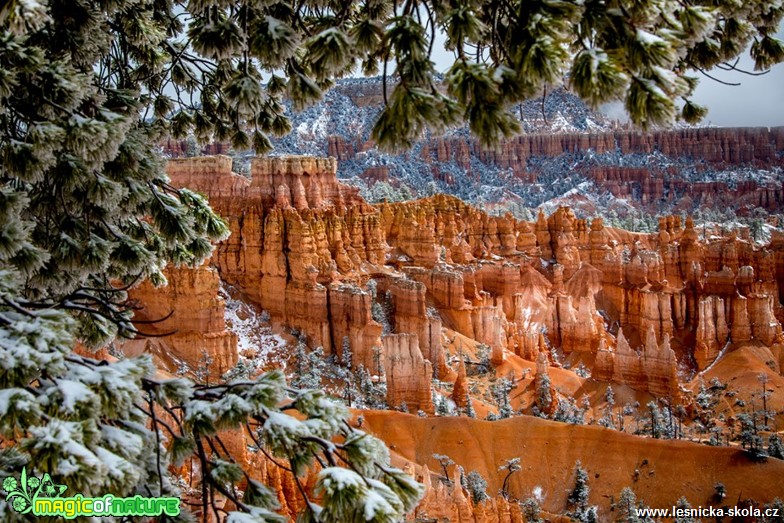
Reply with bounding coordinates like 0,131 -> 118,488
120,154 -> 784,518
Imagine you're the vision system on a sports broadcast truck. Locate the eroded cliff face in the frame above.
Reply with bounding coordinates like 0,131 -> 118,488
133,154 -> 784,401
123,154 -> 784,521
122,264 -> 238,377
328,126 -> 784,212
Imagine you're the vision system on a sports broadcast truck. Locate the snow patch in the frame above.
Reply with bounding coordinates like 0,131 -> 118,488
532,485 -> 544,502
221,283 -> 287,370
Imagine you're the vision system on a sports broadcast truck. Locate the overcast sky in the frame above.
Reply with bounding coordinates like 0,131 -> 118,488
427,27 -> 784,128
690,26 -> 784,127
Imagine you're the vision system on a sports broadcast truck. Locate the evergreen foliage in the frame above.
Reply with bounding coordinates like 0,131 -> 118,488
614,487 -> 655,523
573,363 -> 590,379
291,341 -> 327,390
491,376 -> 514,419
567,461 -> 598,523
462,470 -> 489,505
713,482 -> 726,502
553,396 -> 586,425
521,497 -> 543,523
737,411 -> 767,459
534,373 -> 552,417
762,499 -> 784,523
355,364 -> 388,410
673,497 -> 699,523
599,386 -> 616,429
768,434 -> 784,460
498,457 -> 521,500
694,378 -> 724,441
290,338 -> 387,410
475,343 -> 492,374
434,391 -> 456,417
640,401 -> 665,439
432,454 -> 455,486
367,281 -> 393,336
464,390 -> 477,419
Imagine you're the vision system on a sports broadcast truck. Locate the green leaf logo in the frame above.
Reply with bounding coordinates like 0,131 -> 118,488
3,469 -> 33,515
2,476 -> 18,493
2,468 -> 65,514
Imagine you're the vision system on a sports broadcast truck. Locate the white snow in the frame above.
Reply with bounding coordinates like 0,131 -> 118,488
636,29 -> 665,45
94,446 -> 137,481
56,379 -> 94,412
265,16 -> 286,37
297,108 -> 330,141
532,485 -> 544,502
363,489 -> 394,520
699,340 -> 731,375
101,424 -> 144,456
319,467 -> 365,489
263,411 -> 304,433
0,388 -> 36,417
28,420 -> 104,476
221,283 -> 287,369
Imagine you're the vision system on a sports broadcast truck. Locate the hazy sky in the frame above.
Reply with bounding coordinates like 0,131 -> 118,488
427,27 -> 784,128
690,27 -> 784,127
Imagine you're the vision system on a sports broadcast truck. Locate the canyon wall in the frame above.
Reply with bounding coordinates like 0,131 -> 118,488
127,155 -> 784,404
323,126 -> 784,211
164,122 -> 784,214
119,154 -> 784,522
326,127 -> 784,170
124,264 -> 238,378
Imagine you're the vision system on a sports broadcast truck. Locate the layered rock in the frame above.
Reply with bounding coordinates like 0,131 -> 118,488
151,155 -> 784,403
327,283 -> 384,369
695,296 -> 729,369
451,358 -> 469,410
318,117 -> 784,212
126,265 -> 238,377
383,334 -> 434,413
165,156 -> 386,361
416,127 -> 784,172
384,276 -> 448,378
594,327 -> 679,397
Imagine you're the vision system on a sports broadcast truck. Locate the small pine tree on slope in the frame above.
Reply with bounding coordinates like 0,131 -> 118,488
615,487 -> 656,523
673,497 -> 699,523
462,470 -> 489,505
615,487 -> 642,523
567,461 -> 598,523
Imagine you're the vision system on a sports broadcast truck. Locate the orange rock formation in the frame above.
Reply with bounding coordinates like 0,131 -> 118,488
124,264 -> 237,378
133,154 -> 784,402
121,154 -> 784,521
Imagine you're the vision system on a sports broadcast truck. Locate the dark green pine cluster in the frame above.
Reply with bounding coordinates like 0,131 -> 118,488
0,0 -> 230,347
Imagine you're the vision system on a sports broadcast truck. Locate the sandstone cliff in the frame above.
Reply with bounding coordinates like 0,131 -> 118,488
120,154 -> 784,522
142,155 -> 784,404
124,264 -> 237,378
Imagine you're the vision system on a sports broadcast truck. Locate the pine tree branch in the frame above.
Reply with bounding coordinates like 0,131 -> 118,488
147,392 -> 166,495
689,63 -> 742,86
715,60 -> 770,76
244,422 -> 295,474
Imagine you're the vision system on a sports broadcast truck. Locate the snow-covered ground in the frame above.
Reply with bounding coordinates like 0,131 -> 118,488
220,283 -> 288,375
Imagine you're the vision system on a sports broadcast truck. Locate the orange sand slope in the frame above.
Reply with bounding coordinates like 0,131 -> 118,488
362,411 -> 784,516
